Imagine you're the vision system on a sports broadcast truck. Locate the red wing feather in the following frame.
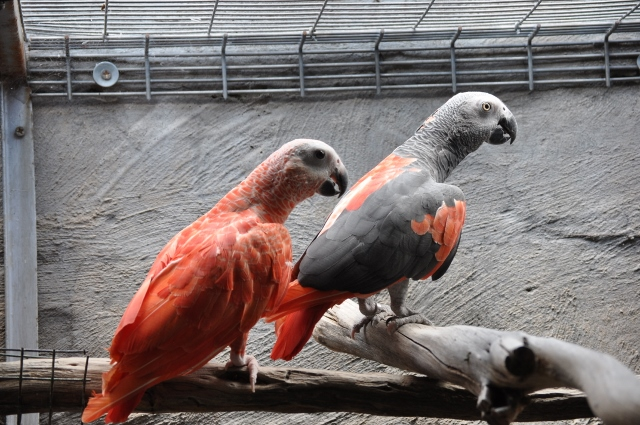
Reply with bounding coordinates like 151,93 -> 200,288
411,199 -> 466,278
85,213 -> 293,423
110,215 -> 291,359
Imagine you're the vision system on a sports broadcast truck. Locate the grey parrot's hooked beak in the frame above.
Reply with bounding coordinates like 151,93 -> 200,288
318,162 -> 348,197
489,111 -> 518,145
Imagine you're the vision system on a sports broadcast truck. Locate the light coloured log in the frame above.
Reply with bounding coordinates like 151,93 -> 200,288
313,299 -> 640,425
0,356 -> 590,421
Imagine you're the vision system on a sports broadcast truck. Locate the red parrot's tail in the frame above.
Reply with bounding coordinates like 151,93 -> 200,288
267,281 -> 351,361
82,364 -> 152,424
270,303 -> 333,360
81,388 -> 145,424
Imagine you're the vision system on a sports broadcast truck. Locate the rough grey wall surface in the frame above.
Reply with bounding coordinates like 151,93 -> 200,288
30,85 -> 639,425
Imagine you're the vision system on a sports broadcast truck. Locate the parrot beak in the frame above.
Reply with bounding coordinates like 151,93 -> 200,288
317,162 -> 348,198
489,111 -> 518,145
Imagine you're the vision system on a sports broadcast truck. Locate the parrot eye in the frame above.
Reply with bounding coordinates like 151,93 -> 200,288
315,149 -> 326,159
481,102 -> 491,111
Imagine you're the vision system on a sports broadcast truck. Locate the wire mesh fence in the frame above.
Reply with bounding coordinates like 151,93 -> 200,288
17,1 -> 640,98
0,348 -> 89,425
18,1 -> 640,38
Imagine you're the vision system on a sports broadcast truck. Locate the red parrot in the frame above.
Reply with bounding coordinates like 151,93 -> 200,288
267,92 -> 518,361
82,139 -> 347,423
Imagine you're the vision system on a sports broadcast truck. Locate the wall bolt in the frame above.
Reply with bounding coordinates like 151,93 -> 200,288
14,127 -> 25,138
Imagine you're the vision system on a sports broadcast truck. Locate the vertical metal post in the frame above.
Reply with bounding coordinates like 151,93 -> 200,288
47,349 -> 55,424
1,4 -> 37,424
102,0 -> 109,39
207,0 -> 219,36
1,83 -> 39,425
617,1 -> 640,23
515,0 -> 542,33
64,35 -> 72,100
374,30 -> 384,95
527,24 -> 541,91
604,21 -> 620,88
309,0 -> 329,36
144,34 -> 151,100
81,354 -> 90,409
413,0 -> 436,29
17,348 -> 24,424
450,27 -> 461,93
221,34 -> 228,100
298,31 -> 307,97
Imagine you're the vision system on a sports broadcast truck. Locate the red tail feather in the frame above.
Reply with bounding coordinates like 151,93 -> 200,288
270,303 -> 334,361
267,280 -> 352,360
81,389 -> 145,424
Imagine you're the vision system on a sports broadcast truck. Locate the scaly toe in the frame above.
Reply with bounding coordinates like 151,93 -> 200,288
225,355 -> 259,392
245,355 -> 259,393
386,314 -> 432,334
351,316 -> 373,338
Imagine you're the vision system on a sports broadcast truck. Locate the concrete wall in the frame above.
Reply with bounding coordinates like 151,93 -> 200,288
30,85 -> 639,424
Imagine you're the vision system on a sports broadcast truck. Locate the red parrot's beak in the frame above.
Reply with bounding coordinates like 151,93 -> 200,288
318,162 -> 348,197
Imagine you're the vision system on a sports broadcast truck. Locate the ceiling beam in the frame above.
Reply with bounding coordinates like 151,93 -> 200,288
0,0 -> 27,81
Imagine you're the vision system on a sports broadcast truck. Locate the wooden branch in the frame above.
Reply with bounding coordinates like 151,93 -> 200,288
313,300 -> 640,425
0,355 -> 586,421
1,299 -> 637,424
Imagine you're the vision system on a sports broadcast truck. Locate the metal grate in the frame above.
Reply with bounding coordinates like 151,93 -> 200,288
0,348 -> 90,425
19,1 -> 640,98
19,1 -> 640,37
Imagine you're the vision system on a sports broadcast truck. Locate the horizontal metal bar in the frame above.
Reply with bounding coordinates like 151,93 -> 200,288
29,60 -> 631,86
0,376 -> 86,382
534,77 -> 607,84
610,75 -> 640,81
456,81 -> 530,87
380,71 -> 454,78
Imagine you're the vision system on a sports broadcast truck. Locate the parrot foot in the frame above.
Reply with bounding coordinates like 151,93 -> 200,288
225,354 -> 259,392
351,316 -> 373,338
477,383 -> 527,425
351,302 -> 392,338
385,313 -> 432,334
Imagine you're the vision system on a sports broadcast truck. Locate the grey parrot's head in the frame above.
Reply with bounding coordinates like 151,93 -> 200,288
423,92 -> 518,150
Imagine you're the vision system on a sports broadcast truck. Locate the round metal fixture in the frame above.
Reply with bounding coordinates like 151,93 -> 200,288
93,61 -> 119,87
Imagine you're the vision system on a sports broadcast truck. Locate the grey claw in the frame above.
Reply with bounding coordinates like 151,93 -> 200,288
351,316 -> 372,338
385,313 -> 432,333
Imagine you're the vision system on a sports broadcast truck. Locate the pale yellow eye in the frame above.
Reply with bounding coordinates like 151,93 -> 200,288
482,102 -> 491,111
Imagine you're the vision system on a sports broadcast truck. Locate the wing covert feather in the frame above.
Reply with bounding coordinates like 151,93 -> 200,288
109,214 -> 292,360
297,169 -> 466,295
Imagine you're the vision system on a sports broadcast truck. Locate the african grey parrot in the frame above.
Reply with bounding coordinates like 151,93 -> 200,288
266,92 -> 517,361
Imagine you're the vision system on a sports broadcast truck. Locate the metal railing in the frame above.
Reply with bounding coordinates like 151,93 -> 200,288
19,1 -> 640,98
19,1 -> 640,38
0,348 -> 89,425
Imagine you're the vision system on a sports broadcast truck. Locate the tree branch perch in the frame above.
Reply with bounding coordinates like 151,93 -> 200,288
312,299 -> 640,425
0,355 -> 589,421
0,300 -> 637,423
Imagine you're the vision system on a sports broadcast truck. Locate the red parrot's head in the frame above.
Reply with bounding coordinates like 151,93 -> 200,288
279,138 -> 349,198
